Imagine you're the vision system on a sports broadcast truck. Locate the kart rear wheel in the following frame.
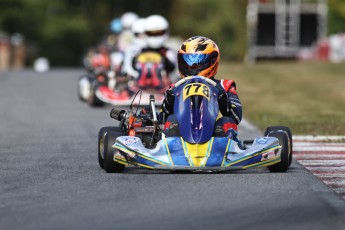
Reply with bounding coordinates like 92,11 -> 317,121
103,132 -> 125,173
265,126 -> 293,166
77,75 -> 92,101
267,131 -> 290,172
98,127 -> 124,169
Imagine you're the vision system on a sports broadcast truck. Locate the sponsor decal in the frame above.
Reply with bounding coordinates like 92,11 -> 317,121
115,150 -> 136,160
114,150 -> 125,160
124,137 -> 138,146
126,151 -> 136,159
261,151 -> 276,161
183,83 -> 210,101
257,138 -> 268,144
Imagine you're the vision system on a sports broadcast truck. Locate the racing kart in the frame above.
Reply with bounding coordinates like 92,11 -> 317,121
98,76 -> 293,173
93,51 -> 170,106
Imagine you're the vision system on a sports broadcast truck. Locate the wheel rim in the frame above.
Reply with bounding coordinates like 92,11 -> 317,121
100,135 -> 105,158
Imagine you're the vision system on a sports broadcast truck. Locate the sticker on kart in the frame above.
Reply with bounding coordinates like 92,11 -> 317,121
124,137 -> 138,146
182,83 -> 210,101
137,52 -> 162,63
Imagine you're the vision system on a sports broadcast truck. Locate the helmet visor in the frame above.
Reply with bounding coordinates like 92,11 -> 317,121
178,52 -> 218,76
145,30 -> 167,37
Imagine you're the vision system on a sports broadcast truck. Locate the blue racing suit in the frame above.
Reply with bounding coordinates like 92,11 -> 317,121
160,77 -> 242,136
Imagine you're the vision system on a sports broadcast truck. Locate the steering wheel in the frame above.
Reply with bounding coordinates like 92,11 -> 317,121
174,76 -> 217,88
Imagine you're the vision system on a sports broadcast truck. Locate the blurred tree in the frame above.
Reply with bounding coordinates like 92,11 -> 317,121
328,0 -> 345,34
170,0 -> 248,60
0,0 -> 96,66
0,0 -> 174,66
0,0 -> 345,66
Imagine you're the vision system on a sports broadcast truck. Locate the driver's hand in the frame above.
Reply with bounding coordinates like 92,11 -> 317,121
165,89 -> 175,106
218,91 -> 230,116
161,88 -> 175,116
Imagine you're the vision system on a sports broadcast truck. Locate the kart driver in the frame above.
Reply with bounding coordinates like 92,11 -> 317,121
131,15 -> 176,90
160,36 -> 242,138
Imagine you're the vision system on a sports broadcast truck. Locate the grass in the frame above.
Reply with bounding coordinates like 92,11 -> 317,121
217,61 -> 345,135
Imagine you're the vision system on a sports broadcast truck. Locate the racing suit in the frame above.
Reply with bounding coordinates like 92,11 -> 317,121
160,78 -> 242,137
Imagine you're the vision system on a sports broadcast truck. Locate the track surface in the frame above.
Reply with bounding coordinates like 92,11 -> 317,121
1,69 -> 345,230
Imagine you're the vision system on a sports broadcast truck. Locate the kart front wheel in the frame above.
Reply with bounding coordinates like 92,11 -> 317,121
87,84 -> 105,107
103,132 -> 125,173
267,131 -> 290,172
265,126 -> 293,166
77,75 -> 92,101
98,127 -> 124,169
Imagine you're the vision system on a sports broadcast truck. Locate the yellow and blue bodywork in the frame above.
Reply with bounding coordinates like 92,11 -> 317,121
112,136 -> 282,171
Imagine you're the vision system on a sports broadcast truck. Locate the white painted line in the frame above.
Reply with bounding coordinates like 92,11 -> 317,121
334,188 -> 345,193
312,171 -> 345,175
293,135 -> 345,141
307,166 -> 345,171
317,175 -> 345,178
294,146 -> 345,151
294,154 -> 345,159
294,142 -> 345,147
294,151 -> 345,155
298,160 -> 345,166
323,179 -> 345,188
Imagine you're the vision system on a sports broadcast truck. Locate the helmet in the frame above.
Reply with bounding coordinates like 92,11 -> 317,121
131,18 -> 147,47
177,36 -> 220,78
121,12 -> 138,30
144,15 -> 169,49
110,18 -> 122,34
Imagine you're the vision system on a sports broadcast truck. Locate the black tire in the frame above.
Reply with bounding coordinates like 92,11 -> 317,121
103,132 -> 125,173
77,83 -> 84,101
87,83 -> 105,107
264,126 -> 293,166
98,127 -> 124,169
267,131 -> 290,172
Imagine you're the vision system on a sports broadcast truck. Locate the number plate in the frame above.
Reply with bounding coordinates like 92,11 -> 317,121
137,52 -> 162,63
182,83 -> 210,101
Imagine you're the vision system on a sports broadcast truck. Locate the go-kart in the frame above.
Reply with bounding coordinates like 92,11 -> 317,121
98,76 -> 293,173
94,51 -> 170,106
77,70 -> 111,107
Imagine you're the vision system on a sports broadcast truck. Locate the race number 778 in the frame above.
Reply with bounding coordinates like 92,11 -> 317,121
182,83 -> 210,101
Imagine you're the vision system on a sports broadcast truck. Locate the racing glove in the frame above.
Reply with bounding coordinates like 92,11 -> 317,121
166,89 -> 175,104
218,91 -> 231,116
161,89 -> 175,116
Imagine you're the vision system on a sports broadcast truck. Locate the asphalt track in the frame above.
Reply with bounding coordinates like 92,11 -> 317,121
1,69 -> 345,230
